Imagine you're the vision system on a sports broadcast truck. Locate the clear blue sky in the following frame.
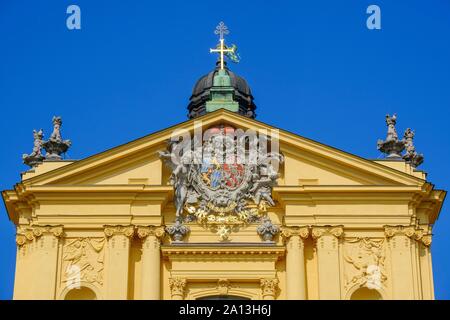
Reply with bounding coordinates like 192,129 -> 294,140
1,0 -> 449,299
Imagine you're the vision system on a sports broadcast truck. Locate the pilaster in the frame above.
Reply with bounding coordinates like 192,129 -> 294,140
104,225 -> 134,299
281,226 -> 309,300
14,225 -> 64,299
384,225 -> 431,299
136,225 -> 165,300
312,225 -> 343,300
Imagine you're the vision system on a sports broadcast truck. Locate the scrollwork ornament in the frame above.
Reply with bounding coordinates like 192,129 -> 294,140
51,226 -> 64,238
103,225 -> 135,238
421,235 -> 432,247
33,227 -> 43,238
281,226 -> 309,240
16,225 -> 64,246
24,230 -> 34,241
384,225 -> 431,246
311,226 -> 343,239
136,226 -> 166,241
16,235 -> 26,246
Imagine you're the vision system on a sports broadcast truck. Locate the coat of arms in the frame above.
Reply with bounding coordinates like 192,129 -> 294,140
160,125 -> 283,240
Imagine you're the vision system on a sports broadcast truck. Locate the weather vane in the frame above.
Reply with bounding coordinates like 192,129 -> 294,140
210,21 -> 240,70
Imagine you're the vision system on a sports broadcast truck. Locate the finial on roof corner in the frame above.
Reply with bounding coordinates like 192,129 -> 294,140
377,114 -> 424,168
43,116 -> 72,160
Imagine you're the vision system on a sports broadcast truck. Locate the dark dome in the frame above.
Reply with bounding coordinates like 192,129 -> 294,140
187,62 -> 256,119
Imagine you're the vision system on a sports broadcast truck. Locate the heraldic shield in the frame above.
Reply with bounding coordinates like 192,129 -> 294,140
160,125 -> 283,239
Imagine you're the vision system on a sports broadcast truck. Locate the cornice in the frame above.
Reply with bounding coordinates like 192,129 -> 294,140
161,245 -> 285,258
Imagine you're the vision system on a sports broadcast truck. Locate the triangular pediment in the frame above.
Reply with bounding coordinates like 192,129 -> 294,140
21,109 -> 425,187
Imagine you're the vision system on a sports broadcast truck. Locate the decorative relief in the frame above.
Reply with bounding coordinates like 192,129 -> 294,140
169,277 -> 187,298
384,225 -> 432,246
16,225 -> 64,247
344,238 -> 387,290
62,238 -> 105,287
217,279 -> 231,295
260,278 -> 279,298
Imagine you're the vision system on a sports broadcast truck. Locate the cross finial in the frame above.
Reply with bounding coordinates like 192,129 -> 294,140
210,21 -> 237,70
214,21 -> 229,40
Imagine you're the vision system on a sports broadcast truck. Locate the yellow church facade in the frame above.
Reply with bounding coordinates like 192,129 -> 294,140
2,23 -> 446,300
2,109 -> 445,300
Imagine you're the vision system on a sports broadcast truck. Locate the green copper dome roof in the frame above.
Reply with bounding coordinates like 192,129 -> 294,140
187,62 -> 256,119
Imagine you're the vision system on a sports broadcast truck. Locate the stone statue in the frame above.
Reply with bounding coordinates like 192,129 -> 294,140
43,116 -> 72,160
385,114 -> 398,141
249,154 -> 282,210
159,141 -> 196,219
377,114 -> 405,159
23,129 -> 45,167
402,128 -> 424,167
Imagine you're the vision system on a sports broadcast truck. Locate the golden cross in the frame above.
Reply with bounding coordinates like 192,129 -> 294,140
210,22 -> 235,70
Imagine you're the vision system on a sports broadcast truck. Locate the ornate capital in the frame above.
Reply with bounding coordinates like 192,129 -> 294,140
136,225 -> 165,240
16,225 -> 64,246
169,277 -> 187,298
260,278 -> 279,298
104,225 -> 134,238
311,226 -> 344,239
384,225 -> 432,246
281,226 -> 309,239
